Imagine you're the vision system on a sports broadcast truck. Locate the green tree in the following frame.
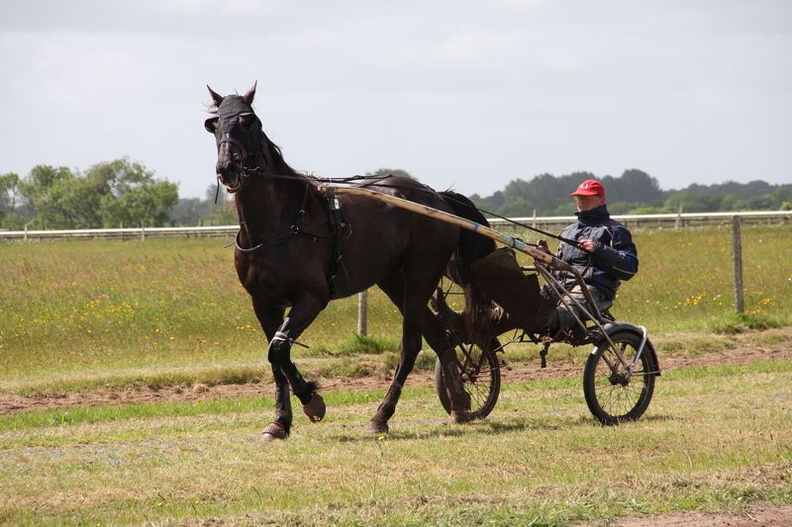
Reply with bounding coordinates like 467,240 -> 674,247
17,159 -> 178,229
203,185 -> 238,225
170,197 -> 206,226
494,173 -> 577,216
0,172 -> 25,229
499,197 -> 532,218
100,181 -> 178,228
90,158 -> 177,227
603,169 -> 665,205
171,185 -> 237,226
368,168 -> 414,180
471,190 -> 505,213
664,191 -> 724,213
59,176 -> 107,228
18,165 -> 78,228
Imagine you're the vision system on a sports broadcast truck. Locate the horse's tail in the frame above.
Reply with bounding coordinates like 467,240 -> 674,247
439,191 -> 497,344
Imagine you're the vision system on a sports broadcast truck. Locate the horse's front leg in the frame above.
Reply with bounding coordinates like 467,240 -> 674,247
251,301 -> 294,440
264,295 -> 327,435
368,331 -> 422,435
261,366 -> 293,440
368,288 -> 426,434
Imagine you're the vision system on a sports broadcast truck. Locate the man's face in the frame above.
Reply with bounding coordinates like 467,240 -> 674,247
574,194 -> 605,212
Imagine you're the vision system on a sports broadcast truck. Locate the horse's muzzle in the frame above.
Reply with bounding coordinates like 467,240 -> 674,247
216,173 -> 242,193
216,142 -> 246,192
216,167 -> 243,193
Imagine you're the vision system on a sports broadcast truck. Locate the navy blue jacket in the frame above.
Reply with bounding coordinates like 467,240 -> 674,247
554,204 -> 638,300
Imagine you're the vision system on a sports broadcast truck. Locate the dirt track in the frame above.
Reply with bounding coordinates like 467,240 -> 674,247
598,504 -> 792,527
2,343 -> 790,416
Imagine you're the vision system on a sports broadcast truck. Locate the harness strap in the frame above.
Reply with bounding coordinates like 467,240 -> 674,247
234,229 -> 325,254
325,190 -> 350,299
234,185 -> 350,299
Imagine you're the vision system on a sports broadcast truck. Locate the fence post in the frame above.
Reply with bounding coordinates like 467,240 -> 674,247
732,216 -> 744,314
357,290 -> 368,336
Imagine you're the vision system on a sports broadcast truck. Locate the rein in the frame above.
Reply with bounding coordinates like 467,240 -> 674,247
228,167 -> 579,248
464,207 -> 581,247
212,102 -> 573,250
335,178 -> 579,248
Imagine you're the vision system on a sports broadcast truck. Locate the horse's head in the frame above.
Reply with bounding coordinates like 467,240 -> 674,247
204,82 -> 267,192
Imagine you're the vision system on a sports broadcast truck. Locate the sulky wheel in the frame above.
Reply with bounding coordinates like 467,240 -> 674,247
435,337 -> 501,420
583,329 -> 657,425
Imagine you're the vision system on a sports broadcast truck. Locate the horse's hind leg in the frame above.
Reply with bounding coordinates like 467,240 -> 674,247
422,309 -> 474,424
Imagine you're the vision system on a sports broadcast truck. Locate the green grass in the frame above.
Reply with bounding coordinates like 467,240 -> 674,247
1,225 -> 790,393
0,238 -> 405,381
620,225 -> 791,332
0,361 -> 790,525
1,225 -> 790,524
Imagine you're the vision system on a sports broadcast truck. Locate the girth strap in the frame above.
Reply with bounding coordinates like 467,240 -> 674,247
325,191 -> 349,299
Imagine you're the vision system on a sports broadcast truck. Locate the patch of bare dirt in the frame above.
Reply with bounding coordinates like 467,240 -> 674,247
1,343 -> 789,416
595,503 -> 792,526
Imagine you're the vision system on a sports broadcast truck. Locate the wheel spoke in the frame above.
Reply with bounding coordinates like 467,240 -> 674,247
594,347 -> 644,418
584,330 -> 656,425
435,338 -> 501,420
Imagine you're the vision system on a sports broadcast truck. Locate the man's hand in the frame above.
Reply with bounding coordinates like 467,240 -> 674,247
578,239 -> 598,253
536,239 -> 550,254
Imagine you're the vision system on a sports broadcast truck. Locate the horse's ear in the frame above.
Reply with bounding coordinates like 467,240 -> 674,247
243,81 -> 257,105
207,85 -> 223,107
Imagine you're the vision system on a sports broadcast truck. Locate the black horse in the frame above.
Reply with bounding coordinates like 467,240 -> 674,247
204,83 -> 495,439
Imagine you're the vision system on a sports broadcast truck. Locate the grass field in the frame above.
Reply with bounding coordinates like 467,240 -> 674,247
1,224 -> 791,525
0,353 -> 790,525
1,224 -> 789,389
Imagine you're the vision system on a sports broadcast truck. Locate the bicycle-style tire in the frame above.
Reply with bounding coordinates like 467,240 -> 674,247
583,329 -> 656,425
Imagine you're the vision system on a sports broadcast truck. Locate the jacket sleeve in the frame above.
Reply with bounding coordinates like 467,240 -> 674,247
590,226 -> 638,281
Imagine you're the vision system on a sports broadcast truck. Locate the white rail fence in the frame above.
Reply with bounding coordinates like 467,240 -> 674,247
488,210 -> 792,232
1,211 -> 789,241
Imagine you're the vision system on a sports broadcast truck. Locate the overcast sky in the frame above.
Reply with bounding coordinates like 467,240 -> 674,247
1,1 -> 790,199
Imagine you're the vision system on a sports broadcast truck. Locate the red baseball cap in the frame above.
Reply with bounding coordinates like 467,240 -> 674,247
570,179 -> 605,199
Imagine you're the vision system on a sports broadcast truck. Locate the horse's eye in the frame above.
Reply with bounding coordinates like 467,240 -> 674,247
239,114 -> 256,130
204,118 -> 219,133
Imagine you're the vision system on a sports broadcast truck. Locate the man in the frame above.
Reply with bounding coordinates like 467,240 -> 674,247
432,178 -> 637,344
539,179 -> 639,340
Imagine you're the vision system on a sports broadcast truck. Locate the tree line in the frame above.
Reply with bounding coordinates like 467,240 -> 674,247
0,159 -> 234,230
470,169 -> 791,217
1,161 -> 789,230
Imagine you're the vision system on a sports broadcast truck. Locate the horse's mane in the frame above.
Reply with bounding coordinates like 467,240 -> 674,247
259,131 -> 301,179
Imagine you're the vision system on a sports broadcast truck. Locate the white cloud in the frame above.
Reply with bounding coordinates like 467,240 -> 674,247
1,0 -> 790,197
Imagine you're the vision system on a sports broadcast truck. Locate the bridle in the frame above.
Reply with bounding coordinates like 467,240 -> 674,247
210,113 -> 266,193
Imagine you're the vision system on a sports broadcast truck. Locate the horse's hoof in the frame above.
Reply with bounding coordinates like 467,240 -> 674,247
302,393 -> 326,422
261,422 -> 289,441
449,411 -> 473,425
368,420 -> 389,435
